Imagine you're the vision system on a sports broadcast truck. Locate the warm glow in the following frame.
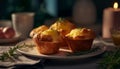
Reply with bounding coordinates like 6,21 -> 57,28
113,2 -> 118,9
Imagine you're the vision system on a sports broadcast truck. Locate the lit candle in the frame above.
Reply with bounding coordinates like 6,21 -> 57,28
102,2 -> 120,38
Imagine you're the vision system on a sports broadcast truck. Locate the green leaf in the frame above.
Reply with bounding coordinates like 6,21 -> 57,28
99,48 -> 120,69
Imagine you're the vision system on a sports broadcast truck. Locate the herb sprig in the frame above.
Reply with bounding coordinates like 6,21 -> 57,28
99,48 -> 120,69
0,43 -> 34,61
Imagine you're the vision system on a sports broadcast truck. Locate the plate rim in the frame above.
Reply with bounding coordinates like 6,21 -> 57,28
17,39 -> 106,59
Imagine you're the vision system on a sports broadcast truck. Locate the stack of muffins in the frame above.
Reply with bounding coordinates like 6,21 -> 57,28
30,18 -> 96,55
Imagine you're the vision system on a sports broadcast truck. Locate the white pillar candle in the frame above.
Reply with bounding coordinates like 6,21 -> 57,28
102,2 -> 120,38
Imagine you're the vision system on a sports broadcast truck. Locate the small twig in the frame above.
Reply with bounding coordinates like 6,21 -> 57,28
0,43 -> 34,61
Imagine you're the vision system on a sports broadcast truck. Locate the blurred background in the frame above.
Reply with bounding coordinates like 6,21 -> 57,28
0,0 -> 119,28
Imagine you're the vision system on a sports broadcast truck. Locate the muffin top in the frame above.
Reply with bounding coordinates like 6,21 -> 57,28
66,28 -> 95,40
30,25 -> 48,37
50,18 -> 76,36
36,29 -> 62,42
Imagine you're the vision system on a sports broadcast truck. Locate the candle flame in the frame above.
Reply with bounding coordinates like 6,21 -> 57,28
113,2 -> 118,9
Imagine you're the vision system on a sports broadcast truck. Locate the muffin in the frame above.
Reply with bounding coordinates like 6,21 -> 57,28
65,28 -> 95,53
30,25 -> 48,37
33,29 -> 62,55
50,18 -> 76,48
50,18 -> 76,36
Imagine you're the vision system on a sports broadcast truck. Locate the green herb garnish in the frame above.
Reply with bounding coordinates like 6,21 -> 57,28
0,43 -> 34,61
99,48 -> 120,69
67,47 -> 99,56
57,17 -> 65,23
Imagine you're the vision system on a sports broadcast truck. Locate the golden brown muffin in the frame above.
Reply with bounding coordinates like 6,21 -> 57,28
33,29 -> 62,55
65,28 -> 95,53
50,18 -> 76,48
30,25 -> 48,37
50,18 -> 76,36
